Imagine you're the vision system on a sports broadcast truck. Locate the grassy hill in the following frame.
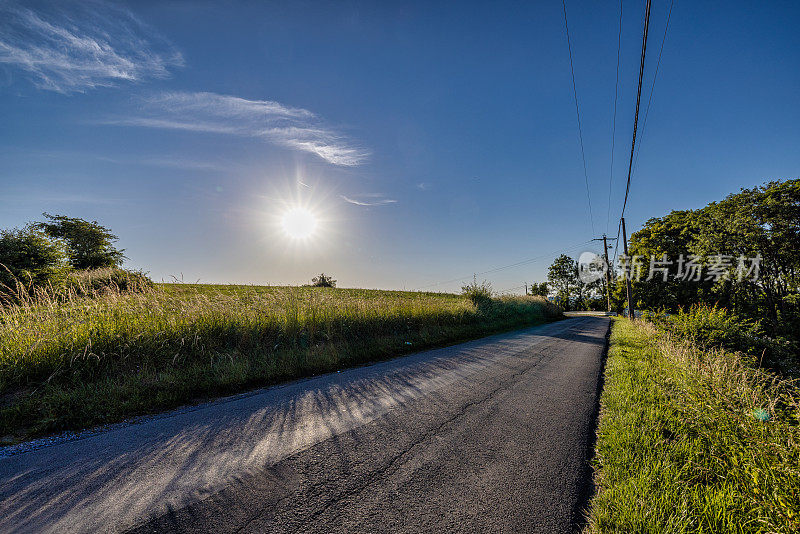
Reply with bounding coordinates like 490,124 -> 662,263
0,283 -> 561,441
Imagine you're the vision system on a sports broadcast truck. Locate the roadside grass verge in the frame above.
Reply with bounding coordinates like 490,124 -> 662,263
588,319 -> 800,533
0,284 -> 561,441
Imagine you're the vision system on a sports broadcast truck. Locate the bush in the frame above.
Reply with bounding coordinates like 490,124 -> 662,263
311,273 -> 336,287
0,217 -> 149,306
0,226 -> 71,301
64,268 -> 153,297
1,266 -> 152,308
461,278 -> 493,307
668,305 -> 760,352
649,304 -> 796,371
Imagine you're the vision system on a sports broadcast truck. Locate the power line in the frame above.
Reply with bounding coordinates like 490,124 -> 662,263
414,240 -> 592,290
612,0 -> 649,266
630,0 -> 675,178
618,0 -> 652,222
413,239 -> 594,291
561,0 -> 595,235
613,0 -> 671,265
612,217 -> 622,265
497,284 -> 527,295
606,0 -> 624,234
611,0 -> 656,318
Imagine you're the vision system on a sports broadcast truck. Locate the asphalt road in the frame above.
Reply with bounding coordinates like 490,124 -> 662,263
0,316 -> 610,534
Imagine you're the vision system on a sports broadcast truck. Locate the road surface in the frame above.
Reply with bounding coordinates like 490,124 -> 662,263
0,316 -> 610,533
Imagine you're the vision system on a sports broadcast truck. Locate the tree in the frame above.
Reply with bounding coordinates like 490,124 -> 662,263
547,254 -> 604,310
529,282 -> 548,297
35,213 -> 124,270
0,226 -> 70,295
548,254 -> 579,310
627,179 -> 800,338
628,209 -> 712,311
693,180 -> 800,335
311,273 -> 336,287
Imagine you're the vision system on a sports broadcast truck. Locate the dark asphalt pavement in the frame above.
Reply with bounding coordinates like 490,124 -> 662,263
1,316 -> 610,533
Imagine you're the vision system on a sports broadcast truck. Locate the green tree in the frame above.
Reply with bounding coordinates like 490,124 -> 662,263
628,209 -> 712,311
547,254 -> 605,310
627,179 -> 800,339
548,254 -> 580,310
311,273 -> 336,287
694,180 -> 800,334
0,226 -> 71,295
35,213 -> 125,270
529,282 -> 548,297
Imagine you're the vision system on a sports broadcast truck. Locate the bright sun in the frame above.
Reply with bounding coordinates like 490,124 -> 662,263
281,207 -> 318,239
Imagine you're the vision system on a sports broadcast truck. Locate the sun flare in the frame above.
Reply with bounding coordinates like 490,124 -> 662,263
280,207 -> 318,239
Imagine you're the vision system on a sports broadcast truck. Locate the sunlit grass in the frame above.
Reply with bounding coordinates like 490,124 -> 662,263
588,319 -> 800,533
0,283 -> 561,440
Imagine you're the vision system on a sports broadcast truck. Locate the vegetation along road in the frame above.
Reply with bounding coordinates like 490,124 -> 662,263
0,316 -> 609,533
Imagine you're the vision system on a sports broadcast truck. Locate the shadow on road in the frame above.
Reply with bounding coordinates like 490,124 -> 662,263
1,318 -> 609,533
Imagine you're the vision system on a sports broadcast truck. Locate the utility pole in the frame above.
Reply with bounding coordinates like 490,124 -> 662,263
602,234 -> 612,313
592,235 -> 617,313
621,217 -> 635,319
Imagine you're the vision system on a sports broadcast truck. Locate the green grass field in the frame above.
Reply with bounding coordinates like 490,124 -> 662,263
588,319 -> 800,533
0,283 -> 561,441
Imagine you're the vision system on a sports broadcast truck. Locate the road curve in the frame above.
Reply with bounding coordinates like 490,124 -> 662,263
0,317 -> 610,533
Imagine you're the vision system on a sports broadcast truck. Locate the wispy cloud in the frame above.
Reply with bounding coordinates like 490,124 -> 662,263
138,156 -> 234,172
340,194 -> 397,206
0,1 -> 183,93
1,190 -> 123,206
104,91 -> 369,166
67,153 -> 233,173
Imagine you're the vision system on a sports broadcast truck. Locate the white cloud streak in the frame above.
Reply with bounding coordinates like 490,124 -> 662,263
138,157 -> 234,172
0,1 -> 183,93
105,91 -> 370,166
340,195 -> 397,206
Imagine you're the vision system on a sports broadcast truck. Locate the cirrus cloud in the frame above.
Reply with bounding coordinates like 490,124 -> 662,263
103,91 -> 370,166
340,194 -> 397,206
0,0 -> 184,93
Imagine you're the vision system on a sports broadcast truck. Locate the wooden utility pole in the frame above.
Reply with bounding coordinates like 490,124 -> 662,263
602,234 -> 612,312
621,217 -> 635,319
592,235 -> 616,313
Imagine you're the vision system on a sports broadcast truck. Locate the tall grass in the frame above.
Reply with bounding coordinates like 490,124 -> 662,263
646,305 -> 798,375
588,319 -> 800,532
0,283 -> 561,440
0,266 -> 152,307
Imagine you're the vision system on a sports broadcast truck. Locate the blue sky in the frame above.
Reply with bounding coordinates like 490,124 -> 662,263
1,0 -> 798,292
